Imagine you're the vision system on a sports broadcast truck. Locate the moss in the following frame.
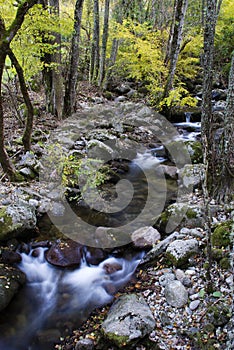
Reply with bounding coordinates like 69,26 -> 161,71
211,222 -> 231,248
203,261 -> 210,270
186,208 -> 197,219
0,207 -> 13,240
206,304 -> 231,326
211,248 -> 225,261
103,331 -> 129,347
219,257 -> 231,269
185,141 -> 203,164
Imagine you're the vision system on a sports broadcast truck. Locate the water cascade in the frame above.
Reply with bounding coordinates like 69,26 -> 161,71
0,247 -> 143,350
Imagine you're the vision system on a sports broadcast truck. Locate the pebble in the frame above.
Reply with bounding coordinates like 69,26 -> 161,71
189,300 -> 200,311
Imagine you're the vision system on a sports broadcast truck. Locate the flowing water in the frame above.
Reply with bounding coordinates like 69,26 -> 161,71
0,147 -> 177,350
0,247 -> 143,350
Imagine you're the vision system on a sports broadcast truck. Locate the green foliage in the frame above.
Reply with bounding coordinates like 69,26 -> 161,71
215,0 -> 234,82
43,144 -> 110,202
160,85 -> 197,109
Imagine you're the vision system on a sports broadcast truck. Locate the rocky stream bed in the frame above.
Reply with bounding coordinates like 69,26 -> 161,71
0,102 -> 233,350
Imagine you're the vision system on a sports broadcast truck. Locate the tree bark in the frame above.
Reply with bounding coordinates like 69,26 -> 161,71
216,52 -> 234,203
163,0 -> 188,99
90,0 -> 100,83
98,0 -> 110,87
63,0 -> 84,117
201,0 -> 219,196
0,0 -> 37,180
7,48 -> 34,152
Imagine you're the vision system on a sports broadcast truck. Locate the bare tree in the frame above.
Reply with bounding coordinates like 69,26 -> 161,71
0,0 -> 37,181
63,0 -> 85,117
90,0 -> 100,83
163,0 -> 188,99
98,0 -> 110,87
7,48 -> 34,152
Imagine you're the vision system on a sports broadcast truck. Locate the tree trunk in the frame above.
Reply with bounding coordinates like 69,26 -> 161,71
0,47 -> 17,180
90,0 -> 100,83
98,0 -> 110,87
0,1 -> 37,180
7,48 -> 34,152
63,0 -> 84,117
201,0 -> 219,196
163,0 -> 188,99
49,0 -> 63,119
215,52 -> 234,203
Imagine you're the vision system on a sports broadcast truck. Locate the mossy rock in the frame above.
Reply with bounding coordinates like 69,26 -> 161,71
155,203 -> 203,234
211,222 -> 232,248
219,257 -> 231,269
205,303 -> 231,326
185,141 -> 203,164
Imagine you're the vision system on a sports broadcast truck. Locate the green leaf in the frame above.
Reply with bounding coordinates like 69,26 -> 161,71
199,289 -> 205,298
212,291 -> 222,298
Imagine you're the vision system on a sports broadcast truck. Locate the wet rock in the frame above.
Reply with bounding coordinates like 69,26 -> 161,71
102,262 -> 122,274
166,239 -> 199,267
75,338 -> 94,350
85,247 -> 108,265
45,240 -> 83,267
131,226 -> 161,248
0,265 -> 26,311
164,280 -> 188,308
102,293 -> 155,347
160,165 -> 178,179
36,329 -> 61,343
0,249 -> 22,264
0,203 -> 37,242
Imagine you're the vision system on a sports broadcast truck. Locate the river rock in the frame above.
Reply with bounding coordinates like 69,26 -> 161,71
0,202 -> 37,242
85,247 -> 108,265
179,164 -> 205,189
131,226 -> 161,248
0,249 -> 22,264
0,265 -> 26,311
166,239 -> 199,266
75,338 -> 94,350
102,293 -> 155,347
160,165 -> 178,179
156,202 -> 204,233
185,141 -> 203,164
164,280 -> 188,308
45,240 -> 83,267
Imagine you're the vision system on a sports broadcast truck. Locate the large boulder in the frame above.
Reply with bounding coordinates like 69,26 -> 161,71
102,293 -> 155,347
166,238 -> 199,266
156,202 -> 204,233
0,265 -> 26,311
179,164 -> 205,189
131,226 -> 161,248
45,239 -> 83,267
0,203 -> 37,242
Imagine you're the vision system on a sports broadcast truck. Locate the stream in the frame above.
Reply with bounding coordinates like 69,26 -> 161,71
0,111 -> 200,350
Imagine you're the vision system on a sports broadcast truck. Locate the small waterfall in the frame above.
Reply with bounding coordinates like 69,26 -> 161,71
185,112 -> 192,123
